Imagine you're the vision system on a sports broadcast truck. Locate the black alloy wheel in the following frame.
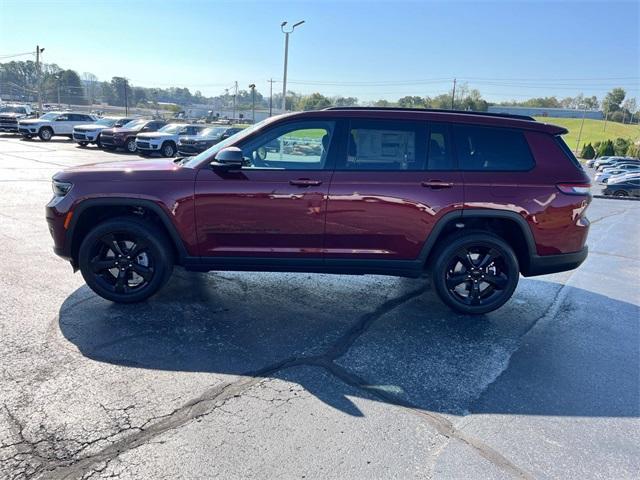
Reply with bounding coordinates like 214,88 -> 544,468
431,232 -> 519,315
78,217 -> 173,303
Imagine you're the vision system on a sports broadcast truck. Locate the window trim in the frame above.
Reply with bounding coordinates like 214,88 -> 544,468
452,123 -> 536,173
236,119 -> 337,171
334,118 -> 428,172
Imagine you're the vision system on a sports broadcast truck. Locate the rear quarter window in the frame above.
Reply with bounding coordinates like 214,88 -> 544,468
453,124 -> 534,171
555,135 -> 585,171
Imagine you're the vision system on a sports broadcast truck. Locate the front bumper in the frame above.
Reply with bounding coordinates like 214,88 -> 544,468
19,126 -> 38,135
135,140 -> 161,151
100,136 -> 125,147
73,131 -> 99,143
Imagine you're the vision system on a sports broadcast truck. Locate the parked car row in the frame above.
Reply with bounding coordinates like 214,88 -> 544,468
9,110 -> 247,158
585,155 -> 640,197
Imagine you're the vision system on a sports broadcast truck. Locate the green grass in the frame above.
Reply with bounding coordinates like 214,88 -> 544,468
533,116 -> 640,151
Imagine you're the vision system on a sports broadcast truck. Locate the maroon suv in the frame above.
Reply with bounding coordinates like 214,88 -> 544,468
46,108 -> 590,314
99,119 -> 167,153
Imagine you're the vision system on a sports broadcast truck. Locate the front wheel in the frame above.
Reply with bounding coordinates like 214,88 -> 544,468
125,138 -> 137,153
78,141 -> 88,147
161,142 -> 176,157
78,217 -> 174,303
430,231 -> 519,315
614,190 -> 629,197
39,127 -> 53,141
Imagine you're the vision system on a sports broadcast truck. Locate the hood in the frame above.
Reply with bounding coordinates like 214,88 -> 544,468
0,112 -> 27,119
136,132 -> 168,139
20,118 -> 49,124
54,158 -> 197,182
181,135 -> 220,143
75,123 -> 106,131
101,127 -> 138,135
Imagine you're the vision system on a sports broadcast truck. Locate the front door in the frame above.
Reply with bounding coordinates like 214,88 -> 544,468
324,119 -> 463,260
195,119 -> 337,258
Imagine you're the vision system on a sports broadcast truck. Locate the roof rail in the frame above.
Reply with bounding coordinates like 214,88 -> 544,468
322,106 -> 535,121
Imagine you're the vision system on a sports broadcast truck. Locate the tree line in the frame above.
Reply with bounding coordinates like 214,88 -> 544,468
1,60 -> 637,124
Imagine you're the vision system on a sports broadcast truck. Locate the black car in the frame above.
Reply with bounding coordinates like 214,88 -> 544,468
177,126 -> 243,156
602,177 -> 640,198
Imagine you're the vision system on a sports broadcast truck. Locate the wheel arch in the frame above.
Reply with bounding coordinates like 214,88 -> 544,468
420,209 -> 537,275
66,198 -> 189,268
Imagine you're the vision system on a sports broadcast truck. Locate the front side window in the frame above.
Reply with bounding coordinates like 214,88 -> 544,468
454,125 -> 534,171
122,119 -> 146,129
240,121 -> 334,170
341,120 -> 424,171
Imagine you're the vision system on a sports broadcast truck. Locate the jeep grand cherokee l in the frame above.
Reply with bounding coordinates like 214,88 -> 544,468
136,123 -> 205,157
46,108 -> 591,314
177,126 -> 244,156
99,119 -> 166,153
73,117 -> 135,147
19,112 -> 97,141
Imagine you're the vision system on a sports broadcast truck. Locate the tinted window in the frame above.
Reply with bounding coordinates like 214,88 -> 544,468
454,125 -> 534,171
342,120 -> 424,171
240,121 -> 334,170
427,123 -> 453,170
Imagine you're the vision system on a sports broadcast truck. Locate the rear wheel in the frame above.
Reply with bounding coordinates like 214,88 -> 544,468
431,231 -> 519,315
78,217 -> 174,303
614,190 -> 629,197
39,127 -> 53,141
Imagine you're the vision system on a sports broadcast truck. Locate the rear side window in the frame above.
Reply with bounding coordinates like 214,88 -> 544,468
342,119 -> 425,171
427,123 -> 453,170
453,125 -> 534,171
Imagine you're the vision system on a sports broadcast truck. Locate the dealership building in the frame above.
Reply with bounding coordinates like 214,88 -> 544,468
487,105 -> 604,119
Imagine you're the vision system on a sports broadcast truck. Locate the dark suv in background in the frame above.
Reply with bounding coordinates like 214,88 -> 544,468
46,108 -> 591,314
99,119 -> 166,153
177,125 -> 244,156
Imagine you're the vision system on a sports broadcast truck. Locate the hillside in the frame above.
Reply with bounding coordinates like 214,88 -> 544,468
533,116 -> 640,151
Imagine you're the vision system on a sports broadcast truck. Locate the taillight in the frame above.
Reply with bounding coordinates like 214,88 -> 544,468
556,183 -> 591,195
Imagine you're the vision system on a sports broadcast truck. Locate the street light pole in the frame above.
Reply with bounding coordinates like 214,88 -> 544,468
281,20 -> 305,113
249,83 -> 256,123
35,45 -> 44,115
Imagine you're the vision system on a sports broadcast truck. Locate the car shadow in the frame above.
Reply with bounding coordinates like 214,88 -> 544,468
58,271 -> 639,419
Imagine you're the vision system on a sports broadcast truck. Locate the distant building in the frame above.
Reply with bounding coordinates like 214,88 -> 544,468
488,105 -> 604,120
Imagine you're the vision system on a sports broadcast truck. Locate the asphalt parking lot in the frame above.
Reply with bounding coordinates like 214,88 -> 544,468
0,134 -> 638,480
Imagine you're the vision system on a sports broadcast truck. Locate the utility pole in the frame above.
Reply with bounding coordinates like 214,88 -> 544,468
232,81 -> 238,121
123,78 -> 128,115
281,20 -> 305,113
268,78 -> 274,116
35,45 -> 44,115
248,84 -> 256,123
451,78 -> 457,110
575,104 -> 587,154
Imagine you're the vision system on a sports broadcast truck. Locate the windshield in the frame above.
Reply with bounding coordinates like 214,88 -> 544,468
95,118 -> 117,127
0,106 -> 27,114
40,112 -> 59,121
182,119 -> 270,168
158,124 -> 184,134
200,127 -> 227,138
122,119 -> 146,129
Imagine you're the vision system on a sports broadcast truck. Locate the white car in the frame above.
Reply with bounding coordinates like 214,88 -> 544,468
0,104 -> 34,132
19,111 -> 97,141
73,117 -> 135,147
135,123 -> 205,157
595,164 -> 640,184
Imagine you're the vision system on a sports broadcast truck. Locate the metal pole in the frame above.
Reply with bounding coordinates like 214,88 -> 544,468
451,78 -> 456,110
269,78 -> 273,117
282,32 -> 289,112
36,45 -> 43,116
232,81 -> 237,121
124,79 -> 128,116
575,105 -> 587,154
249,84 -> 256,123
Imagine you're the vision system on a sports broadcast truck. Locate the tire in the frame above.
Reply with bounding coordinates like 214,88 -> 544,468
39,127 -> 53,141
103,145 -> 116,151
22,135 -> 33,140
78,142 -> 88,147
614,190 -> 628,197
78,217 -> 174,303
161,142 -> 176,157
125,137 -> 137,153
430,231 -> 519,315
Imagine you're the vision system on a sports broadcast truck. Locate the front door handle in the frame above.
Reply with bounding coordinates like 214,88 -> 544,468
421,180 -> 453,189
290,179 -> 323,187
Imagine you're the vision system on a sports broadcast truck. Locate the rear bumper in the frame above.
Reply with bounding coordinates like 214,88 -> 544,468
522,246 -> 588,277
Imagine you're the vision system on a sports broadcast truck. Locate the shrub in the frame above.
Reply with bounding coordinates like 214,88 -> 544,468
613,137 -> 630,156
597,140 -> 615,157
627,143 -> 640,159
580,143 -> 596,159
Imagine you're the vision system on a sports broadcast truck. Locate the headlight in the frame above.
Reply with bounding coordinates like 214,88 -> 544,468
52,180 -> 73,196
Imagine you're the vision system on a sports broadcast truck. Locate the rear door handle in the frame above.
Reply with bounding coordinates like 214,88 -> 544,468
421,180 -> 453,189
290,179 -> 323,187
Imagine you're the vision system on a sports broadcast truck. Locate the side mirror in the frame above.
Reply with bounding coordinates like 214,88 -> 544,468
211,147 -> 243,171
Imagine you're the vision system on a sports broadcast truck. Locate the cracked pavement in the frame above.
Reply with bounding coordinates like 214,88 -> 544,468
0,135 -> 638,479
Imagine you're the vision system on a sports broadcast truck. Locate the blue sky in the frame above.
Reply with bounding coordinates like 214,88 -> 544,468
1,0 -> 638,102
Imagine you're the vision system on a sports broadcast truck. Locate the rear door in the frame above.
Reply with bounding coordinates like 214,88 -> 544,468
324,119 -> 463,260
